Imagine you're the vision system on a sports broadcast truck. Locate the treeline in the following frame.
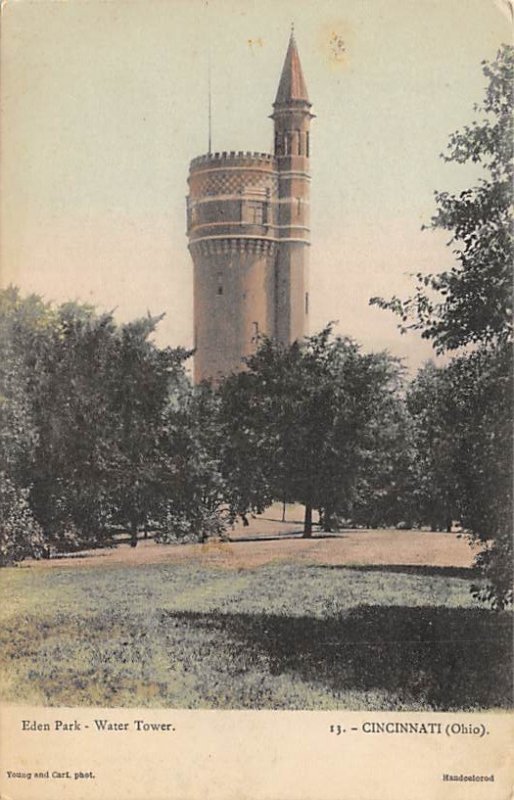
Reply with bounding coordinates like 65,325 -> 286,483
0,287 -> 511,607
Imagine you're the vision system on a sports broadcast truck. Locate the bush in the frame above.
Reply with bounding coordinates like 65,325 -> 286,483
472,529 -> 513,611
0,473 -> 45,565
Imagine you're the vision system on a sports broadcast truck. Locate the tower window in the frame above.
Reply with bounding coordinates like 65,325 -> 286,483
244,201 -> 265,225
297,197 -> 302,217
305,292 -> 309,314
217,273 -> 223,295
296,130 -> 302,155
306,131 -> 310,158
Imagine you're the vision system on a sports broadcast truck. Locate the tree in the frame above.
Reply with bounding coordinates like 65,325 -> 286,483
107,315 -> 191,546
219,327 -> 405,537
371,46 -> 513,607
350,387 -> 418,530
445,347 -> 512,608
155,382 -> 229,543
0,289 -> 51,561
0,288 -> 199,557
371,45 -> 513,352
0,288 -> 50,484
406,362 -> 459,531
28,302 -> 122,549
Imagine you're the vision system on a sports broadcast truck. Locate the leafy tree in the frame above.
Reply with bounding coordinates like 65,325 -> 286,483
0,288 -> 198,556
350,391 -> 418,530
0,288 -> 50,482
405,362 -> 459,531
0,473 -> 45,566
219,327 -> 405,536
371,45 -> 513,351
28,302 -> 122,549
107,315 -> 191,546
155,382 -> 229,543
446,347 -> 513,608
371,46 -> 513,606
0,289 -> 51,561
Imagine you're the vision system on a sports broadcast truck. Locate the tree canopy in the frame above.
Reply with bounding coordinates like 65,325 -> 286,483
219,327 -> 407,536
371,45 -> 513,353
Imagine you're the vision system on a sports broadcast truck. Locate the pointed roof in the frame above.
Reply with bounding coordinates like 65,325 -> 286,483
274,31 -> 310,106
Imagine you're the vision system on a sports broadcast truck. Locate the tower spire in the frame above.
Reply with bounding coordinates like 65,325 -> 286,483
274,28 -> 310,107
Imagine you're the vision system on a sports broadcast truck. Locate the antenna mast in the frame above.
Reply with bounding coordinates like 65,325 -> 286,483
208,49 -> 212,154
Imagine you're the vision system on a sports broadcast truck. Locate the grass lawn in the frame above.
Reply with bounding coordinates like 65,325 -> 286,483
1,547 -> 512,710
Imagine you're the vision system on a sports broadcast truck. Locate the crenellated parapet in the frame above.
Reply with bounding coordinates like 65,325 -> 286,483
190,151 -> 276,170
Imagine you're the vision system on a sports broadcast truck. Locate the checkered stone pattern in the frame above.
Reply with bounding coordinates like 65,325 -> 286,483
194,170 -> 278,198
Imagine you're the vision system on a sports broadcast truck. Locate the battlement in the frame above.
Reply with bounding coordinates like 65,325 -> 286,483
190,151 -> 276,170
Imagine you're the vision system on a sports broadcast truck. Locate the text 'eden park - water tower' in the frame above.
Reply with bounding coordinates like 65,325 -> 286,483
186,31 -> 314,383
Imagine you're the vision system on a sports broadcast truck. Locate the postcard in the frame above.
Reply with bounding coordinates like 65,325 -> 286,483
1,1 -> 512,798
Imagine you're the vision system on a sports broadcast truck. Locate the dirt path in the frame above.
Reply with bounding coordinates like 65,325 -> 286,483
20,507 -> 481,572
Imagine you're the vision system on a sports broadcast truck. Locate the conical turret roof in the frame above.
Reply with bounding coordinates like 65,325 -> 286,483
274,31 -> 309,106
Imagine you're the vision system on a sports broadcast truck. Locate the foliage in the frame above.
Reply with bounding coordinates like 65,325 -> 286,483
405,362 -> 459,531
219,327 -> 406,535
106,314 -> 192,545
0,473 -> 45,566
371,46 -> 513,607
0,287 -> 210,558
0,288 -> 48,482
370,45 -> 513,352
155,383 -> 229,543
447,344 -> 513,609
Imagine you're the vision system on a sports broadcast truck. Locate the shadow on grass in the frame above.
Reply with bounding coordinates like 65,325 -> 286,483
312,564 -> 477,580
162,605 -> 512,710
227,531 -> 348,543
228,531 -> 304,542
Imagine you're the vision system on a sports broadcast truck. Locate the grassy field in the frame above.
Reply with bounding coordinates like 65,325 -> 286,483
1,534 -> 512,710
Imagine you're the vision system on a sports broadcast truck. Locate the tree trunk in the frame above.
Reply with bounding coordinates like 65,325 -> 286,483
323,508 -> 334,532
282,498 -> 286,522
130,519 -> 138,548
303,504 -> 313,538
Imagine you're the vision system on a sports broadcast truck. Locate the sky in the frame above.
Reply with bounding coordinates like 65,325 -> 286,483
1,0 -> 511,372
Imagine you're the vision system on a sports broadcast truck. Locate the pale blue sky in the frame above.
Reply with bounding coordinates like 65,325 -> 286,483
1,0 -> 510,369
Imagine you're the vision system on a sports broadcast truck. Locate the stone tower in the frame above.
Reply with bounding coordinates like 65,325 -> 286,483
187,32 -> 313,383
